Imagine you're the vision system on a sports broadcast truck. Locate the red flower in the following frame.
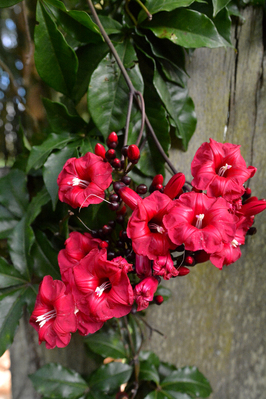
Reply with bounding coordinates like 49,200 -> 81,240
164,172 -> 185,199
73,248 -> 134,321
134,277 -> 159,311
163,192 -> 237,253
135,254 -> 152,280
29,276 -> 77,349
153,253 -> 179,280
57,152 -> 113,208
191,139 -> 256,200
127,191 -> 176,260
239,196 -> 266,217
58,232 -> 101,290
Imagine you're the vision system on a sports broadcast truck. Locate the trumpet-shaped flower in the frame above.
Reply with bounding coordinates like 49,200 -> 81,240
191,139 -> 256,200
134,277 -> 159,311
57,152 -> 113,208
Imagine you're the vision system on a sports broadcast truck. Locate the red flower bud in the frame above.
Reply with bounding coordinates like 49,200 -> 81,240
118,186 -> 142,210
184,255 -> 196,266
94,143 -> 106,159
155,183 -> 164,192
108,132 -> 118,143
164,173 -> 186,199
105,149 -> 116,160
178,266 -> 190,276
152,174 -> 164,186
127,144 -> 140,162
116,205 -> 127,215
100,240 -> 109,249
112,158 -> 121,169
135,254 -> 152,279
241,196 -> 266,217
154,295 -> 164,305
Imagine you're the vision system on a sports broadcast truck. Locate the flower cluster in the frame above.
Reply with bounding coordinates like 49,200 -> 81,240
30,137 -> 266,349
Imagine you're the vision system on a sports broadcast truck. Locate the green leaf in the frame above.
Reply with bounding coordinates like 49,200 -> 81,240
29,363 -> 89,399
26,187 -> 51,225
0,257 -> 27,289
88,40 -> 144,139
8,217 -> 34,279
158,362 -> 178,381
0,206 -> 18,239
31,230 -> 60,280
145,389 -> 191,398
85,330 -> 127,359
26,132 -> 78,172
0,286 -> 32,356
88,362 -> 133,394
98,15 -> 123,35
0,169 -> 29,219
34,1 -> 78,97
72,43 -> 109,105
127,314 -> 142,354
153,69 -> 196,150
139,351 -> 160,369
139,361 -> 160,385
161,366 -> 212,398
0,0 -> 22,7
154,285 -> 172,302
138,0 -> 199,22
141,9 -> 225,48
212,0 -> 231,16
44,0 -> 103,44
43,143 -> 78,210
42,98 -> 86,133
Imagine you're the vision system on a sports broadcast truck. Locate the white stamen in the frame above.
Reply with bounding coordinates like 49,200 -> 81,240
195,214 -> 205,229
72,177 -> 90,188
218,163 -> 232,177
79,194 -> 110,212
74,307 -> 79,315
36,309 -> 56,327
95,281 -> 111,297
231,239 -> 239,248
148,223 -> 165,234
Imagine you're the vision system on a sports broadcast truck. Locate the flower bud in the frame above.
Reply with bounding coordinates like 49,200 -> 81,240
105,149 -> 116,160
118,186 -> 142,210
241,196 -> 266,217
134,277 -> 159,311
154,295 -> 164,305
127,144 -> 140,162
152,174 -> 164,186
108,132 -> 118,143
178,266 -> 190,276
112,158 -> 121,169
164,173 -> 186,199
184,255 -> 196,266
135,254 -> 152,279
94,143 -> 106,159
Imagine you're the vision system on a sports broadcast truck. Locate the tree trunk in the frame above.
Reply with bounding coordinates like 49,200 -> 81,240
146,7 -> 266,399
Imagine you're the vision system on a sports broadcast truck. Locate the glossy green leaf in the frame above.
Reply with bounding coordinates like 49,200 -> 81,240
0,0 -> 22,7
138,0 -> 198,22
0,286 -> 33,356
85,330 -> 127,359
43,143 -> 78,210
34,1 -> 78,96
26,132 -> 78,172
145,389 -> 191,398
0,169 -> 29,219
98,15 -> 123,35
139,361 -> 160,385
127,314 -> 143,354
153,69 -> 196,150
0,257 -> 27,289
42,98 -> 86,133
158,362 -> 179,381
8,216 -> 34,279
43,0 -> 102,44
88,40 -> 144,139
72,43 -> 109,105
26,187 -> 51,225
212,0 -> 231,16
88,362 -> 133,393
139,351 -> 160,369
29,363 -> 89,399
154,285 -> 172,302
141,9 -> 225,48
31,230 -> 60,280
161,366 -> 212,398
0,206 -> 18,239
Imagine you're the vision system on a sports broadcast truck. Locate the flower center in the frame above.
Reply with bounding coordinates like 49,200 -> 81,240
95,280 -> 112,297
231,239 -> 239,248
217,163 -> 232,177
195,214 -> 205,229
72,177 -> 90,189
148,222 -> 165,234
36,309 -> 57,328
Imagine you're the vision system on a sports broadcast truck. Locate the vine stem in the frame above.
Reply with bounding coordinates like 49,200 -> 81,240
86,0 -> 178,176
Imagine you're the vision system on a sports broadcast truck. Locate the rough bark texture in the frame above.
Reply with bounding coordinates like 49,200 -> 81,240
10,6 -> 266,399
145,7 -> 266,399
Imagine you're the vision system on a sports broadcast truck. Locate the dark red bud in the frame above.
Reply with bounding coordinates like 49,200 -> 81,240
154,295 -> 164,305
100,240 -> 109,249
121,175 -> 131,185
109,193 -> 119,203
112,158 -> 121,169
109,201 -> 120,211
136,184 -> 147,195
113,181 -> 125,193
107,140 -> 117,149
155,183 -> 164,192
127,144 -> 140,162
102,225 -> 112,235
184,255 -> 196,266
178,266 -> 190,276
105,149 -> 116,160
152,174 -> 164,186
116,205 -> 127,215
121,146 -> 129,157
245,187 -> 252,196
108,131 -> 118,143
95,143 -> 106,159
